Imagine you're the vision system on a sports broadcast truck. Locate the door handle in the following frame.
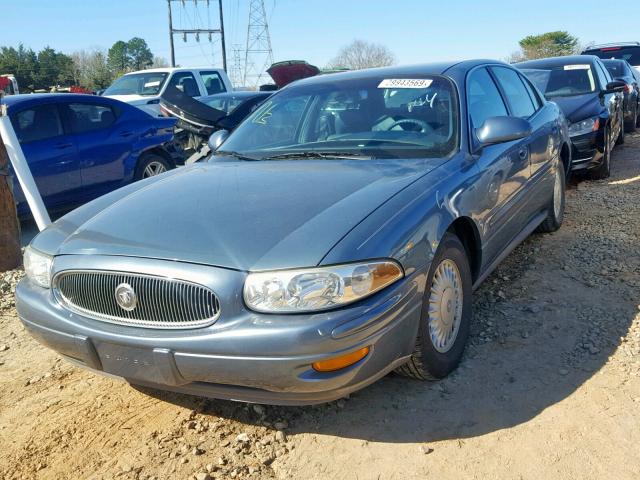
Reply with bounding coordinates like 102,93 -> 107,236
119,130 -> 134,137
55,142 -> 73,149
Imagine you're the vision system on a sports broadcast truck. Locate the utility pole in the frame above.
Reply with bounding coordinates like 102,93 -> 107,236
0,106 -> 21,272
167,0 -> 227,70
243,0 -> 274,88
167,0 -> 175,67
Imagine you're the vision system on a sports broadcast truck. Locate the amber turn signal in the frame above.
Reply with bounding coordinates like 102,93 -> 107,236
312,346 -> 370,372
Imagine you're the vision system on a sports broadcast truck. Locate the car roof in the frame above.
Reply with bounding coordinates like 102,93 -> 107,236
123,67 -> 225,75
516,55 -> 599,69
201,91 -> 271,101
0,93 -> 119,111
288,60 -> 509,87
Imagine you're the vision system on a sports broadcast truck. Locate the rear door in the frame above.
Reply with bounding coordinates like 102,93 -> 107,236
61,100 -> 134,201
9,102 -> 81,213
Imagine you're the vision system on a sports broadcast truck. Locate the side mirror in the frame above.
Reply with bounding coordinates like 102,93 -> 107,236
603,80 -> 626,94
208,129 -> 229,151
475,116 -> 532,148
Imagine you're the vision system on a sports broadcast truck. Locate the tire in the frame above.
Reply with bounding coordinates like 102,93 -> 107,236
537,161 -> 565,233
396,233 -> 472,380
617,113 -> 625,145
591,126 -> 611,180
134,153 -> 172,181
625,103 -> 637,133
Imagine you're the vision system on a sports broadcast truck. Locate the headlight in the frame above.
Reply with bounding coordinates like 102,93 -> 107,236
568,117 -> 599,137
244,260 -> 404,313
23,246 -> 53,288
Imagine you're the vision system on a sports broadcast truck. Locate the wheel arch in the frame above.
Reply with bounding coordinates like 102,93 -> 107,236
445,216 -> 482,284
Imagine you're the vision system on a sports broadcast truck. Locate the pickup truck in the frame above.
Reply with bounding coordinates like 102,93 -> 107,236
103,67 -> 233,116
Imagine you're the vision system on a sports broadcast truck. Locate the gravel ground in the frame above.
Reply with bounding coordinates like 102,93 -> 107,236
0,134 -> 639,479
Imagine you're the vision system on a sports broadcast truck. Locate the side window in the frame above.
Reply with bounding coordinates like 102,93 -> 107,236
520,74 -> 543,110
11,104 -> 63,143
594,62 -> 610,89
491,67 -> 536,119
66,103 -> 116,134
167,72 -> 200,97
200,71 -> 226,95
467,67 -> 508,129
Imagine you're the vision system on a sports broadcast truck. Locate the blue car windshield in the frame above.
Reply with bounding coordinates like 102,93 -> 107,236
104,72 -> 168,96
218,75 -> 459,160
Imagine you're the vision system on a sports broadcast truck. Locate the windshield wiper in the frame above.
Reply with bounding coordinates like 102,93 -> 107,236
214,150 -> 260,161
260,151 -> 372,161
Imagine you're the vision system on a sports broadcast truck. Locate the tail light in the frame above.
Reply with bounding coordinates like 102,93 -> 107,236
625,84 -> 634,94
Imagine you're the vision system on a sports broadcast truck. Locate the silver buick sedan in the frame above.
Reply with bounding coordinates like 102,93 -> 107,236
16,60 -> 570,405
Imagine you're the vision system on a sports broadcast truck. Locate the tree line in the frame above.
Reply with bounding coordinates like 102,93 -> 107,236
0,38 -> 166,92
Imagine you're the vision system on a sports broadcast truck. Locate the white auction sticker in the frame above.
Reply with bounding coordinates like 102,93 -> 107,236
378,78 -> 433,89
144,80 -> 161,87
564,64 -> 590,71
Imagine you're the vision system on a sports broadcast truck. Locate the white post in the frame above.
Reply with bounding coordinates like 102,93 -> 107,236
0,110 -> 51,231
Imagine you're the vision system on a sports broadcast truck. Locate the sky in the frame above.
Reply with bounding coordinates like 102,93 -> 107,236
0,0 -> 637,73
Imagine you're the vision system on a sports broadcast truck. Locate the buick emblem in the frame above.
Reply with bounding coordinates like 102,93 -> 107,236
115,283 -> 137,311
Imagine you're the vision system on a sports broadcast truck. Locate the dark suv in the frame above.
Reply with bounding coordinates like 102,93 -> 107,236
582,42 -> 640,71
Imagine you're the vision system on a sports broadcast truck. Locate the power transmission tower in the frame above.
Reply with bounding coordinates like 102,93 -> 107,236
230,44 -> 244,87
243,0 -> 274,88
167,0 -> 227,70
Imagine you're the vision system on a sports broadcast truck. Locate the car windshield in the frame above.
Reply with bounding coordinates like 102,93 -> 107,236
104,72 -> 168,96
521,65 -> 596,97
585,46 -> 640,66
217,75 -> 459,160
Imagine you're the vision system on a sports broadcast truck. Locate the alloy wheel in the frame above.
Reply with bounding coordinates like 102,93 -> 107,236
143,161 -> 167,178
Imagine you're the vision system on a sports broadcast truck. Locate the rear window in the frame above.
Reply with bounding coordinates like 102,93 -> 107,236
584,46 -> 640,66
602,60 -> 629,79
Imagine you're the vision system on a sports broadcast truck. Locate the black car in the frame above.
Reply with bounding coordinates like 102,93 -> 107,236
601,59 -> 640,132
517,55 -> 625,179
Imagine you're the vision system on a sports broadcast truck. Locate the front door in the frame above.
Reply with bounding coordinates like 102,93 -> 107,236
10,103 -> 81,215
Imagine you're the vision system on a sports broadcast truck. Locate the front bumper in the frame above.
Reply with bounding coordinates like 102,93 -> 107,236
569,129 -> 603,171
16,256 -> 424,405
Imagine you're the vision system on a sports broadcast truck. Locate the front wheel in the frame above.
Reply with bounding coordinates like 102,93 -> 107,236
396,233 -> 472,380
591,126 -> 611,180
134,153 -> 172,181
537,161 -> 565,233
617,113 -> 625,145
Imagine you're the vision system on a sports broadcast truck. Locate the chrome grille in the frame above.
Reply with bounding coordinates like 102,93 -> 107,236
53,270 -> 220,329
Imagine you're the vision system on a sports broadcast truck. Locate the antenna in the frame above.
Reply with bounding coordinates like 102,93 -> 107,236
243,0 -> 274,88
167,0 -> 227,70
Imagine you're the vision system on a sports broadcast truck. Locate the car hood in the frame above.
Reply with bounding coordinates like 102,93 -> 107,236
47,158 -> 445,271
548,93 -> 602,123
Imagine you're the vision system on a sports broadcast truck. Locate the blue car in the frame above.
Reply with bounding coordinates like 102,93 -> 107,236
1,94 -> 178,216
17,61 -> 570,405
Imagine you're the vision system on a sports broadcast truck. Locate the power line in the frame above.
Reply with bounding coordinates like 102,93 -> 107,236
167,0 -> 227,70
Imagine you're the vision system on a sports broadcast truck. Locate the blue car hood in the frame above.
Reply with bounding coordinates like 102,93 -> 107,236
49,159 -> 444,271
549,93 -> 602,123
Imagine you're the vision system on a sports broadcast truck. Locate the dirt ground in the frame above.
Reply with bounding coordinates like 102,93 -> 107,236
1,134 -> 639,480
